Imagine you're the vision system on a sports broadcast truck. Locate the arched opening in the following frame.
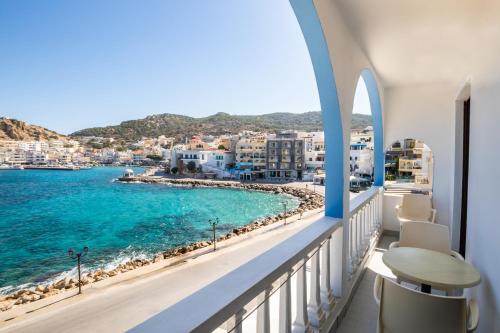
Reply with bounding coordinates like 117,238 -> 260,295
348,70 -> 384,195
361,69 -> 384,187
384,138 -> 434,193
349,76 -> 375,194
290,0 -> 344,218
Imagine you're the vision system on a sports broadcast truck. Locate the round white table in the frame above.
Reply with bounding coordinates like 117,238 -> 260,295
382,247 -> 481,293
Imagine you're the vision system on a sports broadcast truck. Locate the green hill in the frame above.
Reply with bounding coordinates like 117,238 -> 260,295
71,112 -> 372,141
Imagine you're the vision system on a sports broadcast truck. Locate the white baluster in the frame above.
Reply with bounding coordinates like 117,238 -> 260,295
226,308 -> 246,333
356,212 -> 361,264
256,288 -> 271,333
321,237 -> 335,312
279,271 -> 292,333
349,217 -> 355,275
308,249 -> 325,329
293,260 -> 312,333
370,199 -> 375,237
362,206 -> 367,253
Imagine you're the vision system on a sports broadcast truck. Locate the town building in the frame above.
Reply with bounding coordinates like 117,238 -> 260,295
302,131 -> 326,172
349,143 -> 374,178
234,133 -> 267,179
265,132 -> 305,180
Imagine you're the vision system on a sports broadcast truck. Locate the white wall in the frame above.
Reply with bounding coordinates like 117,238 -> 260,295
382,83 -> 460,232
311,1 -> 500,329
314,0 -> 384,219
466,79 -> 500,332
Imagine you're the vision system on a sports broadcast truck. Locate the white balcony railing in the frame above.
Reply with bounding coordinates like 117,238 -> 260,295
131,187 -> 383,333
348,187 -> 383,276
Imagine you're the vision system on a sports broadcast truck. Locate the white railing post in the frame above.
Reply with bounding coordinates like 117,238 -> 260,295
349,216 -> 356,275
293,260 -> 312,333
225,308 -> 246,333
356,212 -> 361,264
321,237 -> 335,312
279,271 -> 292,333
308,248 -> 325,329
256,288 -> 271,333
378,189 -> 383,230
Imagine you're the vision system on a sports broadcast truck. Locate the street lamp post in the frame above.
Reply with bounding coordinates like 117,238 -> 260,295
68,246 -> 89,295
282,201 -> 288,225
208,218 -> 220,251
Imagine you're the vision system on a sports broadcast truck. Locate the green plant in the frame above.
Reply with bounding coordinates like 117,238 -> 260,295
146,154 -> 163,161
171,167 -> 178,174
385,174 -> 396,181
186,161 -> 197,173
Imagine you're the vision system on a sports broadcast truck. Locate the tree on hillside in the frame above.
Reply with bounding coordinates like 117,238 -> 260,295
217,144 -> 226,150
147,154 -> 163,161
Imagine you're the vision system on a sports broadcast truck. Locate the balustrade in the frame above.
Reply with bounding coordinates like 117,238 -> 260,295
131,187 -> 384,333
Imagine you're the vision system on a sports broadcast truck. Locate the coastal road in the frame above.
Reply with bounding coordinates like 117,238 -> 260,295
0,210 -> 324,333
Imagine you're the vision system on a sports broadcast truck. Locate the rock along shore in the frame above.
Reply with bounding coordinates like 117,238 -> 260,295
0,177 -> 324,312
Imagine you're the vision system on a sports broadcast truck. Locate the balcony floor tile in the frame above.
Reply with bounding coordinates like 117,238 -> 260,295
336,235 -> 397,333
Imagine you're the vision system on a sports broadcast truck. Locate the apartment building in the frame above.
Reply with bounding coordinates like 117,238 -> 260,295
235,133 -> 267,179
350,143 -> 374,178
302,131 -> 326,172
265,132 -> 305,180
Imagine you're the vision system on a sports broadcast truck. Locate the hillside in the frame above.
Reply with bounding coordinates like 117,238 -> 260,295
0,117 -> 67,141
71,112 -> 372,141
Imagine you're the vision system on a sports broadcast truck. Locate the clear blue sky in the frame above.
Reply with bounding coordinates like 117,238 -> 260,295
0,0 -> 325,134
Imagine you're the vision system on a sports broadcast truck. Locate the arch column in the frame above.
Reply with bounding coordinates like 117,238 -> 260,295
361,69 -> 384,186
290,0 -> 344,218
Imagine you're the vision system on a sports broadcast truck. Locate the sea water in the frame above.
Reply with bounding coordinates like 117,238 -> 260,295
0,167 -> 298,293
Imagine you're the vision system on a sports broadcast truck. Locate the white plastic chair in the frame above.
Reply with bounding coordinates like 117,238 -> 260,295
374,275 -> 479,333
389,222 -> 463,260
389,222 -> 464,294
396,193 -> 436,223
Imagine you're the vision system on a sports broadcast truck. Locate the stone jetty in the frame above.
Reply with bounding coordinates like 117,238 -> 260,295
0,178 -> 324,312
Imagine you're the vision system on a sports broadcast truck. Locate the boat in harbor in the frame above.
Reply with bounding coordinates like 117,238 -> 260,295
23,165 -> 81,171
0,164 -> 24,170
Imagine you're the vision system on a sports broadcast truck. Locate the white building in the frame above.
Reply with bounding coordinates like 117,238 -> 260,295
301,131 -> 326,172
350,143 -> 374,178
27,151 -> 49,164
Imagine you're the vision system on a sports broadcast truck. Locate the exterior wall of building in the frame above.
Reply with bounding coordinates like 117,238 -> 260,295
349,143 -> 374,178
265,135 -> 305,180
303,132 -> 326,172
235,136 -> 267,177
383,84 -> 458,232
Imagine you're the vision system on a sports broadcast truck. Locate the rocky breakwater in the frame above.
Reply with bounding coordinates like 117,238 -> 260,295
0,179 -> 324,312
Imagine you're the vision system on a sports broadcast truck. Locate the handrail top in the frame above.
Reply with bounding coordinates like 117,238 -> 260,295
349,186 -> 383,216
129,215 -> 341,333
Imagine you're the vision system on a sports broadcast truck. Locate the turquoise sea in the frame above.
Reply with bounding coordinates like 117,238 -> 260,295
0,167 -> 298,294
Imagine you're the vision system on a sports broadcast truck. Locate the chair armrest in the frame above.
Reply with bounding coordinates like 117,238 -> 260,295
373,274 -> 382,306
467,299 -> 479,332
430,208 -> 437,223
451,250 -> 465,261
389,241 -> 400,249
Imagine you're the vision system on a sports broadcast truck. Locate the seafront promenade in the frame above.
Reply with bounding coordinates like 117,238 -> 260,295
0,203 -> 325,333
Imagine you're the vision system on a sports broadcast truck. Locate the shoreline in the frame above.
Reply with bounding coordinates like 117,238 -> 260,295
0,177 -> 324,314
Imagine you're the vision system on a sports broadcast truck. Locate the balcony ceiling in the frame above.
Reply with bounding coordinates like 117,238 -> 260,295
334,0 -> 500,86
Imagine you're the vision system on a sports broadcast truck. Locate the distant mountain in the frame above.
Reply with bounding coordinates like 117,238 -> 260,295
71,112 -> 372,141
0,117 -> 67,142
